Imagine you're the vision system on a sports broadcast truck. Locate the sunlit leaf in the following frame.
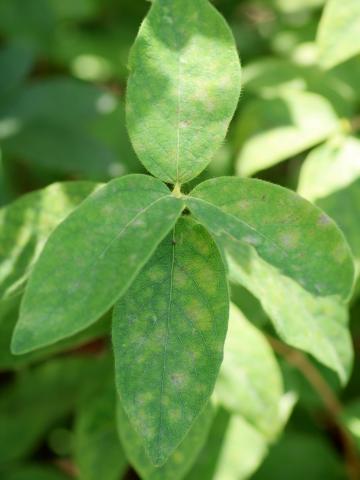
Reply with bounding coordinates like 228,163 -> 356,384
187,177 -> 354,382
126,0 -> 241,183
186,408 -> 268,480
0,181 -> 99,301
243,58 -> 354,116
216,304 -> 284,439
234,91 -> 339,176
317,0 -> 360,69
12,175 -> 183,354
298,137 -> 360,294
187,177 -> 354,300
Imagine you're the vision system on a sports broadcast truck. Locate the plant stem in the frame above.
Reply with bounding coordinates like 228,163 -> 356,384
267,335 -> 360,480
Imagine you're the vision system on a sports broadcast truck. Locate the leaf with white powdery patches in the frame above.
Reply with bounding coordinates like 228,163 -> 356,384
186,177 -> 355,381
187,177 -> 354,301
112,217 -> 229,466
117,401 -> 215,480
11,174 -> 183,354
126,0 -> 241,184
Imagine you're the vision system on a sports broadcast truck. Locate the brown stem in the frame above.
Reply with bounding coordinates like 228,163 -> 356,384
267,335 -> 360,480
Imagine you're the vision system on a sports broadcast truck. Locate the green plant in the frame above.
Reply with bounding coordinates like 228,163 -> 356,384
1,0 -> 360,479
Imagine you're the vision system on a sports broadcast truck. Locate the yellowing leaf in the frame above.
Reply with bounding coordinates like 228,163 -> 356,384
113,217 -> 229,465
126,0 -> 241,183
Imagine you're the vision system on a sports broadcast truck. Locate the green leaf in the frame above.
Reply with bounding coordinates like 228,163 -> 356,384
234,91 -> 339,176
242,58 -> 355,116
216,304 -> 284,439
274,0 -> 325,13
0,355 -> 108,465
0,464 -> 69,480
298,136 -> 360,202
227,244 -> 353,383
0,181 -> 99,301
298,137 -> 360,295
117,401 -> 215,480
0,0 -> 55,53
112,217 -> 229,465
74,381 -> 127,480
187,177 -> 354,382
187,177 -> 354,301
341,400 -> 360,451
2,122 -> 121,179
48,0 -> 99,21
12,174 -> 183,354
186,408 -> 268,480
317,0 -> 360,69
251,432 -> 346,480
0,44 -> 33,97
0,77 -> 106,127
126,0 -> 241,184
0,294 -> 110,370
317,182 -> 360,297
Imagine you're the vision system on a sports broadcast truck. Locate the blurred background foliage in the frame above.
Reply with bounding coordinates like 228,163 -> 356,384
0,0 -> 360,479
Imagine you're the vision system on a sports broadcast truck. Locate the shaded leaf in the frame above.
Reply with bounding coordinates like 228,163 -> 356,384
0,44 -> 33,98
74,380 -> 127,480
2,122 -> 121,179
12,174 -> 183,354
0,77 -> 105,127
341,400 -> 360,451
126,0 -> 241,183
0,464 -> 69,480
0,355 -> 109,465
252,432 -> 346,480
113,217 -> 229,465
